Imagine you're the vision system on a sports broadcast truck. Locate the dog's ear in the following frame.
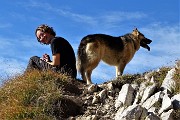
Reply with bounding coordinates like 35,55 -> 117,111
133,28 -> 138,32
132,28 -> 139,36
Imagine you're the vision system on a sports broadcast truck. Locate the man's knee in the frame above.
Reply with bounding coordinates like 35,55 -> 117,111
30,56 -> 39,61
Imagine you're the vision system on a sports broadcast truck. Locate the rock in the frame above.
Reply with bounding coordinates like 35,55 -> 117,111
91,115 -> 98,120
162,89 -> 172,96
92,95 -> 100,104
148,107 -> 158,114
106,82 -> 114,90
133,91 -> 140,105
171,93 -> 180,110
74,61 -> 179,119
161,68 -> 176,92
145,112 -> 160,120
98,89 -> 107,100
92,89 -> 107,104
142,91 -> 162,110
139,82 -> 147,97
115,104 -> 148,120
144,71 -> 154,81
87,84 -> 98,93
160,109 -> 174,120
141,83 -> 157,103
115,100 -> 123,109
131,83 -> 139,90
115,84 -> 135,106
158,93 -> 173,114
150,76 -> 156,83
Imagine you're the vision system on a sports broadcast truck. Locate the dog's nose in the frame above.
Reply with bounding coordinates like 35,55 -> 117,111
146,38 -> 152,44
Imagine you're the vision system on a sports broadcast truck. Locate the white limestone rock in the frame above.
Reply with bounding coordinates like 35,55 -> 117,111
139,82 -> 147,97
92,95 -> 100,104
158,93 -> 173,114
115,104 -> 148,120
133,91 -> 140,105
142,91 -> 162,110
116,84 -> 135,106
141,83 -> 157,103
161,68 -> 176,92
160,109 -> 174,120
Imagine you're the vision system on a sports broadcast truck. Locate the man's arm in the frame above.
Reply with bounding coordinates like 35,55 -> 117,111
47,53 -> 60,66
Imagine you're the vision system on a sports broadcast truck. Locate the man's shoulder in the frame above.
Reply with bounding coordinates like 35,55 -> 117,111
54,37 -> 69,42
53,36 -> 65,40
51,37 -> 72,47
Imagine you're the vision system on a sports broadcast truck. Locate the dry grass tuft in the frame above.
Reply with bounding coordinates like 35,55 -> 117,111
0,70 -> 76,119
171,68 -> 180,94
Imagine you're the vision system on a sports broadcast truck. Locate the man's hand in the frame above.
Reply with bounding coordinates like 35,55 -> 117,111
42,54 -> 51,62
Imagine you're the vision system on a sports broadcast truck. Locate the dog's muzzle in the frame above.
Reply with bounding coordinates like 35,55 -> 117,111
140,38 -> 152,51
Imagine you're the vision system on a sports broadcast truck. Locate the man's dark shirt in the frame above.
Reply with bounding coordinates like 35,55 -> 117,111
51,37 -> 77,78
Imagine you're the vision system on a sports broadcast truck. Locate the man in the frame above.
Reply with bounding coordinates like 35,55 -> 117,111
26,24 -> 77,79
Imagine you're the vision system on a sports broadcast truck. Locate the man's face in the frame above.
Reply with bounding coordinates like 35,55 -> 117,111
36,30 -> 50,44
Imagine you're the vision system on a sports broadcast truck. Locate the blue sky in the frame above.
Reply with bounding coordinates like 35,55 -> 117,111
0,0 -> 179,84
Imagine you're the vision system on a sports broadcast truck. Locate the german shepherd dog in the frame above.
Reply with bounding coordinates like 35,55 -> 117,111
76,28 -> 152,84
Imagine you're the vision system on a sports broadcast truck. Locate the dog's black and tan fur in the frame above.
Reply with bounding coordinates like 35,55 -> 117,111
77,28 -> 152,84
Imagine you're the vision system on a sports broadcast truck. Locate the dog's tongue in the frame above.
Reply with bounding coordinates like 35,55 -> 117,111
140,43 -> 150,51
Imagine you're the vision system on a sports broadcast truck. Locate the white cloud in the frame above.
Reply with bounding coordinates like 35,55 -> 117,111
142,23 -> 180,57
100,11 -> 147,23
0,57 -> 25,81
21,1 -> 147,29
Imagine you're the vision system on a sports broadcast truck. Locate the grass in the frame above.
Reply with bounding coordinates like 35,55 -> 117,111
171,68 -> 180,94
111,74 -> 142,85
143,66 -> 180,94
0,70 -> 72,120
145,67 -> 171,88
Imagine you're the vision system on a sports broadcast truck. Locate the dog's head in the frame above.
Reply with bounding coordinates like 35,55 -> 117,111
132,28 -> 152,51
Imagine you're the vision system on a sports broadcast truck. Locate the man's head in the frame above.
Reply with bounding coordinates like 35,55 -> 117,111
35,24 -> 56,44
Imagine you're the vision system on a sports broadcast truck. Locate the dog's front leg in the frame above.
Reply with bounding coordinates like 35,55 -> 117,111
116,66 -> 122,77
116,64 -> 126,77
115,66 -> 124,80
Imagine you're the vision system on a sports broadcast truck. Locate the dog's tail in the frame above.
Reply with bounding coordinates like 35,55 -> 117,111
76,36 -> 90,75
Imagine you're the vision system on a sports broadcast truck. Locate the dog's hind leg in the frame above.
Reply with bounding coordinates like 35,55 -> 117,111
81,69 -> 87,83
85,70 -> 93,84
84,59 -> 100,84
80,68 -> 93,84
84,42 -> 102,84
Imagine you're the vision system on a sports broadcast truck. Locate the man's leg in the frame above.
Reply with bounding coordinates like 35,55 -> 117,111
26,56 -> 51,71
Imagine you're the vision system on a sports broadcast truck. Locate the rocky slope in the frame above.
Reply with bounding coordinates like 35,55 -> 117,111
1,61 -> 179,120
63,60 -> 180,120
